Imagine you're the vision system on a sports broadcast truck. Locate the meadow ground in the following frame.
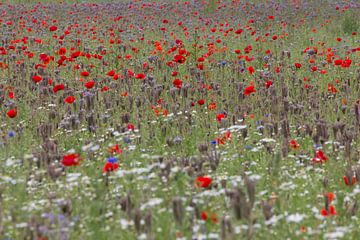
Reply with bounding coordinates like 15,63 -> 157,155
0,0 -> 359,239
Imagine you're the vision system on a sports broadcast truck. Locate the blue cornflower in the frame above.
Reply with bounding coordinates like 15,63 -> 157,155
8,130 -> 16,137
107,157 -> 118,163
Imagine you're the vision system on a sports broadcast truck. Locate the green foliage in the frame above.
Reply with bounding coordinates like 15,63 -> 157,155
342,11 -> 359,35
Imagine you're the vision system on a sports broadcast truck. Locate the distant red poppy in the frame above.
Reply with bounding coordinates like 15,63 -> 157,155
312,150 -> 327,163
107,70 -> 115,76
265,80 -> 273,88
49,26 -> 58,32
103,162 -> 119,173
343,174 -> 357,186
294,63 -> 302,68
81,71 -> 90,77
247,66 -> 255,75
7,109 -> 17,118
173,55 -> 186,64
197,99 -> 205,105
8,91 -> 14,99
53,84 -> 65,93
244,85 -> 256,96
195,176 -> 212,188
216,113 -> 226,122
84,81 -> 95,89
321,205 -> 336,217
32,75 -> 42,83
135,73 -> 146,79
62,154 -> 81,166
64,96 -> 76,104
173,79 -> 182,88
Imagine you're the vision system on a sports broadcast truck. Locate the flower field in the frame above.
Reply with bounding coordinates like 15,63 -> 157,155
0,0 -> 359,239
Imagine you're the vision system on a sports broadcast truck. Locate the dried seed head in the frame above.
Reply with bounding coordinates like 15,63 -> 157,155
133,208 -> 141,233
172,197 -> 184,225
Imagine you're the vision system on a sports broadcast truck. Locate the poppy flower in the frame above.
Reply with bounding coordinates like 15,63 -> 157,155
312,150 -> 327,163
216,113 -> 226,122
235,29 -> 243,34
7,109 -> 17,118
108,144 -> 122,154
294,63 -> 302,68
53,84 -> 65,93
101,86 -> 109,92
200,211 -> 218,223
173,55 -> 186,64
8,91 -> 14,99
127,123 -> 135,131
81,71 -> 90,77
201,211 -> 208,221
64,96 -> 76,104
32,75 -> 42,83
197,99 -> 205,105
49,26 -> 58,31
107,70 -> 115,76
265,80 -> 273,88
247,66 -> 255,75
244,85 -> 256,96
135,73 -> 146,79
61,153 -> 81,166
173,79 -> 182,88
195,176 -> 212,188
321,205 -> 336,217
311,66 -> 318,72
84,81 -> 95,89
103,162 -> 119,173
289,139 -> 300,150
343,175 -> 357,186
332,58 -> 342,66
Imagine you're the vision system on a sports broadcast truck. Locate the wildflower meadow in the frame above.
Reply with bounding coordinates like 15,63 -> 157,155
0,0 -> 359,239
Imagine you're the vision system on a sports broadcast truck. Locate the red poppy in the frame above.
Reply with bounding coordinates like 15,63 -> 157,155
49,26 -> 58,32
103,162 -> 119,173
127,123 -> 135,131
107,70 -> 115,76
265,80 -> 273,88
294,63 -> 302,68
108,144 -> 122,154
32,75 -> 42,83
197,99 -> 205,105
81,71 -> 90,77
7,109 -> 17,118
84,81 -> 95,89
64,96 -> 76,104
311,66 -> 318,72
135,73 -> 146,79
195,176 -> 212,188
201,211 -> 208,220
334,59 -> 342,66
235,29 -> 243,34
53,84 -> 65,93
101,86 -> 109,92
244,85 -> 256,96
61,153 -> 81,166
289,139 -> 300,150
216,113 -> 226,122
208,102 -> 217,110
8,91 -> 14,99
173,79 -> 182,88
321,205 -> 336,217
343,175 -> 357,186
173,55 -> 186,64
312,150 -> 328,163
247,66 -> 255,75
